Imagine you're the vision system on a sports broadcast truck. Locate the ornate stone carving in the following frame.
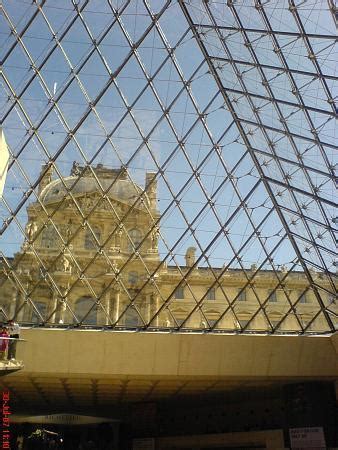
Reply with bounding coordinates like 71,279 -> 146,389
25,220 -> 38,241
57,254 -> 72,273
65,220 -> 73,240
71,161 -> 81,176
114,227 -> 123,248
151,226 -> 160,251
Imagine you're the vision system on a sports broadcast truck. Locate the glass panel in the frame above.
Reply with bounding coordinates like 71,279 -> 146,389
0,2 -> 335,335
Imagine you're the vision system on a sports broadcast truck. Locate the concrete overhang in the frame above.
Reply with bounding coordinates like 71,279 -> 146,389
1,329 -> 337,415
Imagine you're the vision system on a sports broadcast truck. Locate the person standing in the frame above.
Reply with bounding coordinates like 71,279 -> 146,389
16,435 -> 24,450
7,319 -> 20,360
0,326 -> 9,360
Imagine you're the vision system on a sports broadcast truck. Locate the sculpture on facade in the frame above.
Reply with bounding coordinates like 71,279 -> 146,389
25,221 -> 38,242
57,254 -> 72,273
151,226 -> 160,251
71,161 -> 81,176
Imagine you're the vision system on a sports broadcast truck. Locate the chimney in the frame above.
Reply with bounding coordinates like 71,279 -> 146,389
185,247 -> 196,268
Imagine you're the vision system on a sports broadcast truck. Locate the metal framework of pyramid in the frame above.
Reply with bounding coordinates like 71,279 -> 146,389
0,0 -> 336,334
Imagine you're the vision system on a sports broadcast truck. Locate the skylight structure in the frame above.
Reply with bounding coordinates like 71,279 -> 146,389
0,0 -> 336,334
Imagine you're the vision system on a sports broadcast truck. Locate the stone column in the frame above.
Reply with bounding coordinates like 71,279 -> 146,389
57,286 -> 68,324
97,288 -> 111,325
113,287 -> 121,324
165,310 -> 171,328
58,300 -> 67,324
23,281 -> 35,322
153,290 -> 161,327
104,290 -> 111,326
145,291 -> 152,324
49,291 -> 58,324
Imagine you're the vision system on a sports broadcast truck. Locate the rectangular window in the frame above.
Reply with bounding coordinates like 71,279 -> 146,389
268,290 -> 277,302
207,288 -> 216,300
299,292 -> 307,303
174,287 -> 184,299
238,289 -> 246,301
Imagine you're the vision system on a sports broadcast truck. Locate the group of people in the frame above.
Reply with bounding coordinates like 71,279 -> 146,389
13,429 -> 105,450
0,320 -> 20,361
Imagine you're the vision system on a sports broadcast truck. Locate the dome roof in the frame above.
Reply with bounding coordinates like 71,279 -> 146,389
40,175 -> 149,208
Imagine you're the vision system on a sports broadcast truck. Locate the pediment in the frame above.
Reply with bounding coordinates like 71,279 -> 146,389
236,310 -> 252,317
172,307 -> 188,314
269,310 -> 283,317
204,309 -> 219,314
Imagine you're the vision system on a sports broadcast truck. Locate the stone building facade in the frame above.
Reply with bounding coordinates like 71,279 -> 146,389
1,164 -> 335,333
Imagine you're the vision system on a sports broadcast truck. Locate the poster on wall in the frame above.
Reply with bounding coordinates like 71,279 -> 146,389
133,438 -> 155,450
289,427 -> 326,449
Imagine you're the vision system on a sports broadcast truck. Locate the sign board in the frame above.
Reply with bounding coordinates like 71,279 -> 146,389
133,438 -> 155,450
289,427 -> 326,449
11,414 -> 116,425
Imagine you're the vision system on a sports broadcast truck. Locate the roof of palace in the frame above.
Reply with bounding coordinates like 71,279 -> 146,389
40,165 -> 150,208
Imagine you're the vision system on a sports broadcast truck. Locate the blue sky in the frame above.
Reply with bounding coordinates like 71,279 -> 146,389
0,0 -> 336,276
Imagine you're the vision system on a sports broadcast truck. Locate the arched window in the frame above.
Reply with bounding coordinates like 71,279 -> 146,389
125,308 -> 139,327
41,224 -> 59,248
74,297 -> 97,325
238,289 -> 246,302
268,289 -> 277,302
127,228 -> 142,252
84,225 -> 101,250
